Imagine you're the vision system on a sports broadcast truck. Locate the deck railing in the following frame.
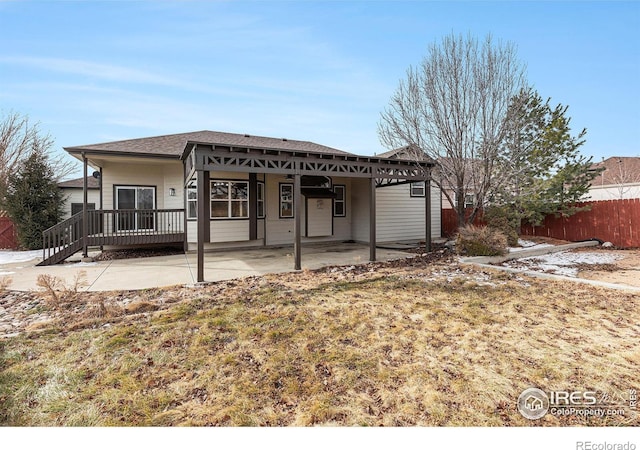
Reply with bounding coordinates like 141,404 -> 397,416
41,212 -> 84,264
40,209 -> 185,265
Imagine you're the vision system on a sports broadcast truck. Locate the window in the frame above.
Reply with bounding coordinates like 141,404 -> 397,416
333,185 -> 346,217
410,182 -> 425,197
210,180 -> 248,219
257,181 -> 265,219
280,183 -> 294,218
115,186 -> 156,231
71,203 -> 95,216
454,192 -> 475,208
464,194 -> 474,208
187,179 -> 197,219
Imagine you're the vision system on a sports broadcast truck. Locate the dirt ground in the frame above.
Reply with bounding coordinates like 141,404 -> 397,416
577,249 -> 640,288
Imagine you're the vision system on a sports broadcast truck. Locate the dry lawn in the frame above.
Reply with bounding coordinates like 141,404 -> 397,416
1,256 -> 638,426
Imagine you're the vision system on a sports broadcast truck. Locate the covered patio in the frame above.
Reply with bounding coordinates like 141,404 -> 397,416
184,140 -> 435,282
5,243 -> 416,292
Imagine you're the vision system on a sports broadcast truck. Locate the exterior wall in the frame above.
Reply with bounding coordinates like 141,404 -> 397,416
376,181 -> 441,242
60,188 -> 100,219
186,171 -> 260,250
99,161 -> 442,249
351,178 -> 372,243
101,159 -> 184,210
264,174 -> 353,246
587,183 -> 640,201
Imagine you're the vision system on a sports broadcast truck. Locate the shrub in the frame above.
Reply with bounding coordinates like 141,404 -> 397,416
483,205 -> 520,247
456,225 -> 507,256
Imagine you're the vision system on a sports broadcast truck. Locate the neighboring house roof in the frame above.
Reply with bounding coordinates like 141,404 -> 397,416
65,130 -> 354,159
377,145 -> 437,164
589,156 -> 640,187
58,176 -> 100,189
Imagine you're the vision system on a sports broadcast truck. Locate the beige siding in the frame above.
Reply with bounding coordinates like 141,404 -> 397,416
186,220 -> 250,243
264,175 -> 353,245
186,171 -> 258,246
376,182 -> 441,242
60,188 -> 100,219
101,160 -> 183,210
587,183 -> 640,200
351,178 -> 371,243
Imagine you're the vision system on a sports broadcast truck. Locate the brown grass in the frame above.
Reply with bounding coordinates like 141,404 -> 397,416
1,259 -> 638,426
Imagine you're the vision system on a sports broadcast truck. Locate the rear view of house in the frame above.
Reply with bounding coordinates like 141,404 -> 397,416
44,131 -> 440,282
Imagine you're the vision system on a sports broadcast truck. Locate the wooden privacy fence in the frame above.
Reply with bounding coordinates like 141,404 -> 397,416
441,208 -> 485,238
442,199 -> 640,248
521,199 -> 640,248
0,214 -> 18,249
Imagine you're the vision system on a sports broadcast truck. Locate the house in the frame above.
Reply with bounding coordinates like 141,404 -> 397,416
587,156 -> 640,200
377,146 -> 478,211
41,130 -> 439,283
58,176 -> 101,219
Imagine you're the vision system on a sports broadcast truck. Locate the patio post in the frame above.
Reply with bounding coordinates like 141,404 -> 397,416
369,176 -> 376,261
425,173 -> 432,252
82,153 -> 88,258
196,168 -> 207,282
293,167 -> 302,270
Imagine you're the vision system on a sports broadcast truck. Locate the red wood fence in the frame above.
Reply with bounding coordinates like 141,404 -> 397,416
521,199 -> 640,248
442,199 -> 640,248
0,216 -> 18,249
441,208 -> 485,238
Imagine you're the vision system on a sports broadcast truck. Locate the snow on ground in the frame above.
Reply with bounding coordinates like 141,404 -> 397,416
508,239 -> 555,253
503,250 -> 622,277
0,249 -> 42,265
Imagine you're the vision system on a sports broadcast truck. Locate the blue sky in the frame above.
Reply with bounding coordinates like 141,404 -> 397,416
1,0 -> 638,178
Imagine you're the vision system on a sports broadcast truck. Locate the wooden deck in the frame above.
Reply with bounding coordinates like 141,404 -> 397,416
39,209 -> 185,265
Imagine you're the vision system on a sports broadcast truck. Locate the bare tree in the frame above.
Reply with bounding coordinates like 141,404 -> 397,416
0,111 -> 74,196
608,158 -> 640,199
378,33 -> 527,226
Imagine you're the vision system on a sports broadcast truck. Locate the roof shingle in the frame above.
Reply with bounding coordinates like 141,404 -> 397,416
58,176 -> 100,189
65,130 -> 353,158
590,157 -> 640,187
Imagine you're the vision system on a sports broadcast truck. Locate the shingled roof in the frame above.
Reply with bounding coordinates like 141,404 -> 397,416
590,156 -> 640,187
65,130 -> 353,158
58,176 -> 100,189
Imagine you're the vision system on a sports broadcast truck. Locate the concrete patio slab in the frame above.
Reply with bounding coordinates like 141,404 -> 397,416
1,243 -> 413,292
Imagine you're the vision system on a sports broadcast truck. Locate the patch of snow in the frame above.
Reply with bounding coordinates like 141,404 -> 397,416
504,251 -> 622,277
0,271 -> 15,276
509,239 -> 555,252
67,261 -> 98,267
0,249 -> 42,265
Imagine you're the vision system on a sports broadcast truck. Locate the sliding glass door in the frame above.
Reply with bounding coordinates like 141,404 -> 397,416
115,186 -> 156,231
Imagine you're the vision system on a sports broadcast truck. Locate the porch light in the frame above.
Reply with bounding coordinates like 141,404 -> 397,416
169,188 -> 176,196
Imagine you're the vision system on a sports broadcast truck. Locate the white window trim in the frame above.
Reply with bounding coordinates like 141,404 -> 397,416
280,183 -> 294,218
187,179 -> 197,219
210,180 -> 249,219
410,181 -> 426,197
333,185 -> 346,217
257,181 -> 265,219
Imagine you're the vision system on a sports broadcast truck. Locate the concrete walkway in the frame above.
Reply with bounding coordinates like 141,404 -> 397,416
1,243 -> 413,292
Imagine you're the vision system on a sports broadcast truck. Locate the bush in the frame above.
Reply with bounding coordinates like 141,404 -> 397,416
483,205 -> 520,247
456,225 -> 507,256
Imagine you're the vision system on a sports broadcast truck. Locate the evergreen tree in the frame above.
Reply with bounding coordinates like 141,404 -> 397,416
492,88 -> 601,229
3,149 -> 64,249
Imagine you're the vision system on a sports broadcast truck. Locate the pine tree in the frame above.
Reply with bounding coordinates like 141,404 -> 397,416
493,88 -> 601,229
3,149 -> 63,249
